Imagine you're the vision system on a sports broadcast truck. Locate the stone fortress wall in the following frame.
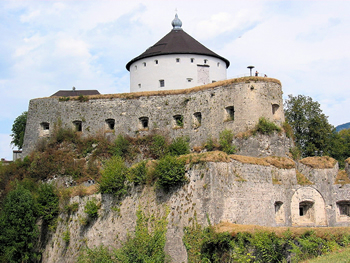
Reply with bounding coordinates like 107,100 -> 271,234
22,77 -> 287,156
41,156 -> 350,263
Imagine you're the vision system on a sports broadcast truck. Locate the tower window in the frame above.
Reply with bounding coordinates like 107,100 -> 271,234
191,58 -> 194,63
173,115 -> 184,128
272,104 -> 279,115
155,60 -> 158,64
105,119 -> 115,130
138,83 -> 141,89
204,59 -> 208,64
176,58 -> 180,63
225,106 -> 235,121
73,121 -> 82,132
139,117 -> 149,130
135,65 -> 137,70
41,122 -> 50,130
193,112 -> 202,128
187,78 -> 193,83
217,62 -> 220,67
143,62 -> 146,67
159,79 -> 165,87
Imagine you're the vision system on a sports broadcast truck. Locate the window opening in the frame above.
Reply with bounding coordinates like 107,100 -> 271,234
173,115 -> 184,128
143,62 -> 146,67
159,79 -> 165,87
139,117 -> 149,130
138,83 -> 141,89
272,104 -> 279,115
176,58 -> 180,63
337,201 -> 350,217
299,201 -> 314,221
193,112 -> 202,129
135,65 -> 137,70
155,60 -> 158,64
73,121 -> 82,132
187,78 -> 193,83
204,59 -> 208,64
191,58 -> 194,63
274,201 -> 285,223
41,122 -> 50,130
105,119 -> 115,130
225,106 -> 235,121
217,62 -> 220,67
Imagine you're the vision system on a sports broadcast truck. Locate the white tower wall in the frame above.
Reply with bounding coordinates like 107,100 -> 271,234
130,54 -> 227,92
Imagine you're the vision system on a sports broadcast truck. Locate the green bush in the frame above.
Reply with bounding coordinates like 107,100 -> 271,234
36,183 -> 59,222
169,136 -> 190,156
99,156 -> 128,197
219,129 -> 236,154
128,161 -> 147,185
205,136 -> 217,151
65,202 -> 79,213
77,245 -> 115,263
110,134 -> 132,158
155,155 -> 187,191
84,199 -> 100,219
115,209 -> 168,262
149,134 -> 168,159
255,117 -> 281,135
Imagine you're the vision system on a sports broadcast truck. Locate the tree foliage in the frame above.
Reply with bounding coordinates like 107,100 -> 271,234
0,185 -> 39,262
10,111 -> 27,149
284,95 -> 334,157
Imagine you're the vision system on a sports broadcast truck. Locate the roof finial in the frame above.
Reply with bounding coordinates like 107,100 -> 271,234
171,13 -> 182,30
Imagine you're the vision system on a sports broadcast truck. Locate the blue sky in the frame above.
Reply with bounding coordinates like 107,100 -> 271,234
1,0 -> 350,160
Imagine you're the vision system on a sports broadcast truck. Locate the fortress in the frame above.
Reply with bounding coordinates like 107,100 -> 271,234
20,14 -> 350,262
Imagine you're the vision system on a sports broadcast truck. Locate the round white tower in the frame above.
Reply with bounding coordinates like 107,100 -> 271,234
126,14 -> 230,92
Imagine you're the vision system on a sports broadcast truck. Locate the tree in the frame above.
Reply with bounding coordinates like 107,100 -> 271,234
284,95 -> 334,157
0,185 -> 39,262
10,111 -> 27,149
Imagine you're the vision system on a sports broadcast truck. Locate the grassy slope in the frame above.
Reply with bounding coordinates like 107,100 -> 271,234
301,246 -> 350,263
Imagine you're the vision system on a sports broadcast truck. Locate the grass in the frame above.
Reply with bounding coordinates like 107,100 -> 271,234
215,222 -> 350,239
296,170 -> 313,185
300,156 -> 337,169
335,170 -> 350,185
43,76 -> 281,101
301,246 -> 350,263
229,155 -> 295,169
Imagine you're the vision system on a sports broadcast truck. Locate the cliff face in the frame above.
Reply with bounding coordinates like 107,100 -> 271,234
40,156 -> 350,263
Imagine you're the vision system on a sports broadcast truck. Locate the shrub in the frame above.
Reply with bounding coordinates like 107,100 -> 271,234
169,136 -> 190,156
65,202 -> 79,213
115,209 -> 168,262
283,122 -> 294,139
84,199 -> 100,219
155,155 -> 187,191
99,156 -> 128,197
255,117 -> 281,135
36,183 -> 59,223
205,136 -> 217,151
128,161 -> 147,185
149,134 -> 169,159
219,129 -> 236,154
77,245 -> 115,263
110,134 -> 131,158
78,95 -> 89,102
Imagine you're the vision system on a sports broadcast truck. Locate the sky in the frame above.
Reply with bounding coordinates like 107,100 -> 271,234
1,0 -> 350,160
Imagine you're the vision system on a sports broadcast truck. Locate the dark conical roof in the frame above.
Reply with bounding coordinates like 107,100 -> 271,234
126,26 -> 230,70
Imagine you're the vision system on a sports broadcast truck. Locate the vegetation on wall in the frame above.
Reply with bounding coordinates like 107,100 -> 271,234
77,209 -> 169,263
183,222 -> 350,263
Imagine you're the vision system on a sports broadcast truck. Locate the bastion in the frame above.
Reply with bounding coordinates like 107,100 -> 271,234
22,77 -> 288,157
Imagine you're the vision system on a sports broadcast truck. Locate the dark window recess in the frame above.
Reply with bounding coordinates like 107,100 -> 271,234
73,121 -> 82,132
176,58 -> 180,62
272,104 -> 279,115
299,201 -> 314,216
225,106 -> 235,121
139,117 -> 149,129
173,115 -> 184,128
275,201 -> 283,213
191,58 -> 194,63
41,122 -> 50,130
155,60 -> 158,64
337,201 -> 350,216
193,112 -> 202,128
159,79 -> 165,87
106,119 -> 115,130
